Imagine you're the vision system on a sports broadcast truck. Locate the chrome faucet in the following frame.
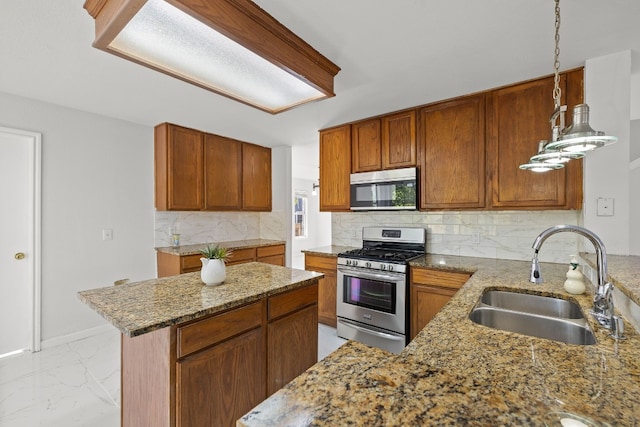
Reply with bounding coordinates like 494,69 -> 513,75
529,224 -> 624,339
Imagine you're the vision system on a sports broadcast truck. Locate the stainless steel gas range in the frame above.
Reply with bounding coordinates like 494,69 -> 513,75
336,226 -> 426,353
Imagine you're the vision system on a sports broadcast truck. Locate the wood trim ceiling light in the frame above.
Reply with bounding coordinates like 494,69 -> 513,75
83,0 -> 340,114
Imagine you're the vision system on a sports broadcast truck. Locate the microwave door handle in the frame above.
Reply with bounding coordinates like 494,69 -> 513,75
338,319 -> 405,341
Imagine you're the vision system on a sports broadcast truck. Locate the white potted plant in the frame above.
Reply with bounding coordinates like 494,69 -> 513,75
200,244 -> 232,286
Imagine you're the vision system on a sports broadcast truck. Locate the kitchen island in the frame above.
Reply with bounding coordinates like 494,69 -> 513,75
78,262 -> 323,427
240,254 -> 640,426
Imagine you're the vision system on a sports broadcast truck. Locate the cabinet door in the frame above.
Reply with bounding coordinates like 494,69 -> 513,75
176,328 -> 265,427
319,125 -> 351,211
419,95 -> 485,209
204,134 -> 242,210
352,119 -> 381,172
487,75 -> 575,208
410,268 -> 470,340
382,110 -> 416,169
267,304 -> 318,396
242,143 -> 272,211
305,254 -> 337,327
155,123 -> 204,211
410,284 -> 457,341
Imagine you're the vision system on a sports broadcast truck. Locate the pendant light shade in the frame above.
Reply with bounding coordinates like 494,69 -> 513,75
519,161 -> 564,173
83,0 -> 340,114
545,104 -> 617,152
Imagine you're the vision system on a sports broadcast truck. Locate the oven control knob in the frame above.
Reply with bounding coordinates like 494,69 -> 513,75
365,262 -> 371,268
381,264 -> 386,271
388,264 -> 394,272
353,260 -> 359,267
346,260 -> 351,266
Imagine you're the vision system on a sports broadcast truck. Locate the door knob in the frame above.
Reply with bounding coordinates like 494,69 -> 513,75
14,252 -> 25,260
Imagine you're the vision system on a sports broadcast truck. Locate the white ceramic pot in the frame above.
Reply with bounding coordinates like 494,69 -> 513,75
200,258 -> 226,286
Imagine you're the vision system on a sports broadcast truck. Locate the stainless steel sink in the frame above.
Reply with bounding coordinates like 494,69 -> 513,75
469,289 -> 597,345
480,290 -> 584,319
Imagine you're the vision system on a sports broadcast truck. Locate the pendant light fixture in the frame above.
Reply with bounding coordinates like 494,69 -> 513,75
83,0 -> 340,114
520,0 -> 617,172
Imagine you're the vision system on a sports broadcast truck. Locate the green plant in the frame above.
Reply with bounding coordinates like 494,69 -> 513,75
200,244 -> 232,262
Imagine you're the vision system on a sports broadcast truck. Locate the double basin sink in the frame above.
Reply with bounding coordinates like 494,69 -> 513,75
469,289 -> 597,345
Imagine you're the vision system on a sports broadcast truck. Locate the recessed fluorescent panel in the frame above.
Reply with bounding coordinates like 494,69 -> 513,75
102,0 -> 329,113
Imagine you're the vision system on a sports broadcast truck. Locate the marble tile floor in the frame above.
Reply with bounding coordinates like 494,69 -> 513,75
0,324 -> 346,427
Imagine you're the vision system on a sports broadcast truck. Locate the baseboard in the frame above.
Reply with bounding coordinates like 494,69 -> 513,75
40,324 -> 115,350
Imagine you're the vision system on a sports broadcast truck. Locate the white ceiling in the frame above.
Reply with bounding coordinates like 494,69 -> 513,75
1,1 -> 640,148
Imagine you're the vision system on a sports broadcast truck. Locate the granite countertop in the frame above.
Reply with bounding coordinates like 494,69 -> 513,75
78,262 -> 322,337
156,238 -> 285,256
301,245 -> 358,257
239,254 -> 640,426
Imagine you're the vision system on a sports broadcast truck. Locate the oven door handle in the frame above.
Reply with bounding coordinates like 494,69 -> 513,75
338,319 -> 405,341
337,266 -> 405,282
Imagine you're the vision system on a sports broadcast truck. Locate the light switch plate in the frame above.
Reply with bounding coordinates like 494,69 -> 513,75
596,197 -> 614,216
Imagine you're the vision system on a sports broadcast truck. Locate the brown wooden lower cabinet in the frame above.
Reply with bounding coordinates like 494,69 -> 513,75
157,243 -> 285,277
409,268 -> 471,340
304,253 -> 337,327
176,328 -> 264,427
267,304 -> 318,395
121,283 -> 318,427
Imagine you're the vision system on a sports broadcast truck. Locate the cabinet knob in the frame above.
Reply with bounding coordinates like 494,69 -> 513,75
14,252 -> 25,260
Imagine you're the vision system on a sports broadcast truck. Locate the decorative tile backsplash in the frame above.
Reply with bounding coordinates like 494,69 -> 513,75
332,210 -> 583,263
154,211 -> 286,247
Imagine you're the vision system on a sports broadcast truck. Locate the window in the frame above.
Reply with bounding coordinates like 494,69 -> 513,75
294,192 -> 308,238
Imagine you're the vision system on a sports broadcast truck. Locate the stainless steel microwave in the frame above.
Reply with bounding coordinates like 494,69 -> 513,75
350,167 -> 417,211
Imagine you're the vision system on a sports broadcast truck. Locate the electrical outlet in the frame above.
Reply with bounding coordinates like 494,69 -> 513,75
472,232 -> 481,245
596,197 -> 614,216
102,228 -> 113,240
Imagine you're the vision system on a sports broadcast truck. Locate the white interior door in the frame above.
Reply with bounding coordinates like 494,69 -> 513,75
0,127 -> 41,356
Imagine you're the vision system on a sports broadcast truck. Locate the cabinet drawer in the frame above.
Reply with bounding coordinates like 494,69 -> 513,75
257,244 -> 285,258
268,284 -> 318,321
181,254 -> 202,271
411,268 -> 470,289
227,247 -> 256,265
177,301 -> 263,358
304,255 -> 337,271
258,254 -> 285,266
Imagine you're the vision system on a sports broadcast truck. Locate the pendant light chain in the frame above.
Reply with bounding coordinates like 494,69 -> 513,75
552,0 -> 561,110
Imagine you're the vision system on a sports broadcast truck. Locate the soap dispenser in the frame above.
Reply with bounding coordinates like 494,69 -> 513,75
563,255 -> 585,295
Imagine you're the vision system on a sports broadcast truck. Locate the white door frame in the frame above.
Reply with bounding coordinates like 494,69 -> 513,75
1,126 -> 42,352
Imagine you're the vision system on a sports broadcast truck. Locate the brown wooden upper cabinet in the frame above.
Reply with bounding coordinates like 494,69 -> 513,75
351,119 -> 382,172
486,70 -> 583,209
155,123 -> 204,211
204,133 -> 242,210
155,123 -> 272,212
319,125 -> 351,212
242,142 -> 272,211
351,111 -> 417,173
319,68 -> 584,212
381,110 -> 416,169
418,94 -> 485,210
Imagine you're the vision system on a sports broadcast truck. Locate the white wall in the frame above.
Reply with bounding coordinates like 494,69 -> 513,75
0,91 -> 156,342
291,145 -> 332,269
584,51 -> 632,255
263,146 -> 292,265
631,119 -> 640,255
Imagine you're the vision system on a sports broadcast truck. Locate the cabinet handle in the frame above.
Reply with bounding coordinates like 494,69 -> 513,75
14,252 -> 25,260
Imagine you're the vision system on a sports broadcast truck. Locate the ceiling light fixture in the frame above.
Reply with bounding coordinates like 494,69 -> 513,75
519,0 -> 616,172
83,0 -> 340,114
